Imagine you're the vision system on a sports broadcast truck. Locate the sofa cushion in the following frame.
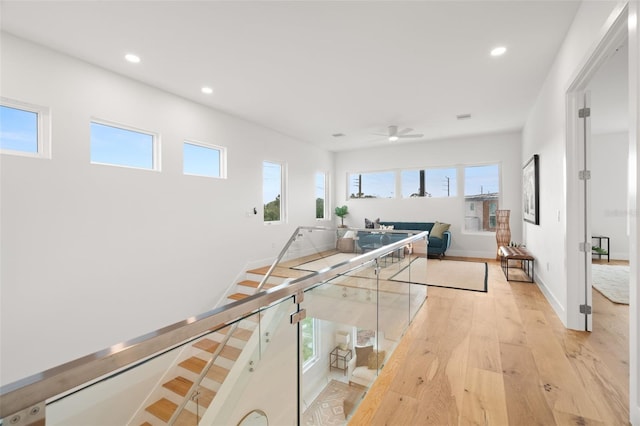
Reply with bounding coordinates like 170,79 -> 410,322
367,350 -> 386,369
355,345 -> 373,367
428,236 -> 444,248
430,221 -> 451,239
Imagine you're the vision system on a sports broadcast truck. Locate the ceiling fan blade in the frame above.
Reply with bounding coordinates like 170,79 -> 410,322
398,133 -> 424,138
397,127 -> 414,136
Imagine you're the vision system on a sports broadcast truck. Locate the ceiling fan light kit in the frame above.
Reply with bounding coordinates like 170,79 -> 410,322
384,125 -> 424,142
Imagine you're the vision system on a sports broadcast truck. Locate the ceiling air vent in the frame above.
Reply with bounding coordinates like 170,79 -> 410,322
332,133 -> 345,137
456,114 -> 472,120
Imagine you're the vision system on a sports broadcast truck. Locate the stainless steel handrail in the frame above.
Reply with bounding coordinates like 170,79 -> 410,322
0,229 -> 428,418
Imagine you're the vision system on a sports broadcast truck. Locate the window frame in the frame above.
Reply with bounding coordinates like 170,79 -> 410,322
90,118 -> 160,171
301,317 -> 320,371
462,163 -> 502,234
315,171 -> 329,220
263,160 -> 286,224
348,170 -> 396,199
0,97 -> 51,159
183,139 -> 227,179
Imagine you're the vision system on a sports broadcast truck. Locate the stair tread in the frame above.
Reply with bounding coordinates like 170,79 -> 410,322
220,345 -> 242,360
179,356 -> 207,374
228,292 -> 250,301
218,326 -> 253,341
174,408 -> 199,426
193,338 -> 221,353
237,279 -> 276,290
145,397 -> 177,422
206,364 -> 230,383
163,376 -> 193,397
195,386 -> 217,407
247,265 -> 309,278
141,423 -> 152,426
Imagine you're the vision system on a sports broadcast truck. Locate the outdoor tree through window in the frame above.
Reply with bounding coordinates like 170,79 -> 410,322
263,161 -> 283,222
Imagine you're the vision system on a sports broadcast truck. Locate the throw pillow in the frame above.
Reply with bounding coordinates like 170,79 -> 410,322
367,350 -> 386,369
430,221 -> 451,239
379,224 -> 394,230
364,218 -> 380,229
355,345 -> 373,367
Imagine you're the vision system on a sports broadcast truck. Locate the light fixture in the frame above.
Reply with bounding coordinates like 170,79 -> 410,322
336,331 -> 350,350
389,135 -> 399,142
490,46 -> 507,57
201,86 -> 213,95
124,53 -> 141,63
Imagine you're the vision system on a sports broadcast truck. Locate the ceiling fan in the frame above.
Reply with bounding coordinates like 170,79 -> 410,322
375,125 -> 424,142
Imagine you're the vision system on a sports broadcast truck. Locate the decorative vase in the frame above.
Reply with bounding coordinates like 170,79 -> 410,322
495,210 -> 511,259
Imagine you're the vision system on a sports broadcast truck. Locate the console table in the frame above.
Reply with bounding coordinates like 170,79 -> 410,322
591,235 -> 610,262
499,246 -> 534,283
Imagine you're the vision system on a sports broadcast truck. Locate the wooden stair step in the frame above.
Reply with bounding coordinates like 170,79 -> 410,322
220,345 -> 242,361
237,279 -> 276,290
174,408 -> 199,426
193,338 -> 221,353
179,356 -> 207,374
195,386 -> 217,407
163,376 -> 193,397
218,326 -> 253,341
206,364 -> 230,383
145,398 -> 177,422
141,423 -> 152,426
228,292 -> 250,301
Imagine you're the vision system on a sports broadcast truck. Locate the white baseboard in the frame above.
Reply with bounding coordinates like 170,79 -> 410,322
533,274 -> 568,328
446,249 -> 495,259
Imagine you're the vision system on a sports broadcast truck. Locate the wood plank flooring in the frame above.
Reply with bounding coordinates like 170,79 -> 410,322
350,259 -> 629,425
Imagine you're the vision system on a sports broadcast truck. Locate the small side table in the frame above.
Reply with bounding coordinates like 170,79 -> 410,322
591,236 -> 610,262
329,346 -> 352,375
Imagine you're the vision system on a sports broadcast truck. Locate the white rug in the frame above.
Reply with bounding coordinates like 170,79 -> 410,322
592,264 -> 629,304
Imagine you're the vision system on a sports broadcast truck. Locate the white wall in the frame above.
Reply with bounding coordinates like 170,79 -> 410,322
521,1 -> 622,324
591,132 -> 630,260
334,131 -> 522,258
0,33 -> 334,386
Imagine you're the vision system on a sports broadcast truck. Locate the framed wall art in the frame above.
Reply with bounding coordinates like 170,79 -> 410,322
523,154 -> 539,225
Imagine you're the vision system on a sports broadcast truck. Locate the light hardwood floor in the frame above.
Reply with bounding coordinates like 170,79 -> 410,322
349,259 -> 629,425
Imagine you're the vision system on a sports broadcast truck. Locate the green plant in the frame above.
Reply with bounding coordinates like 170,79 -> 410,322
334,205 -> 349,226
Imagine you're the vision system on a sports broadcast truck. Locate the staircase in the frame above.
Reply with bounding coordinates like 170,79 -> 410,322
134,253 -> 323,425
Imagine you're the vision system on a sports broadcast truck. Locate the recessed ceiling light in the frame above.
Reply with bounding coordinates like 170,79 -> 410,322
490,46 -> 507,57
201,87 -> 213,95
125,53 -> 141,63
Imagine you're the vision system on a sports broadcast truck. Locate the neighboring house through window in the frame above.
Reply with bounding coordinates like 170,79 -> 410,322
463,164 -> 500,232
263,160 -> 285,223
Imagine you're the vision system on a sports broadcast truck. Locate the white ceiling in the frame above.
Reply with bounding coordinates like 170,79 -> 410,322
0,1 -> 582,151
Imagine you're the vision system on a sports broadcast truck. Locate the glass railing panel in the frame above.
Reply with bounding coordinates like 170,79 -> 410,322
41,299 -> 298,426
201,296 -> 298,426
299,258 -> 379,425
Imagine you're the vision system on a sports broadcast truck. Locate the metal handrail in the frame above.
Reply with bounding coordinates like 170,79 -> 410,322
0,228 -> 428,418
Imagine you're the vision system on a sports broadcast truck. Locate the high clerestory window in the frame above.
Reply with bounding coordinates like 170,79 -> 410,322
0,99 -> 51,158
183,141 -> 226,178
90,120 -> 158,170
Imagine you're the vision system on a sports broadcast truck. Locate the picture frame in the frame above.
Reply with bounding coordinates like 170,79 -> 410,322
523,154 -> 539,225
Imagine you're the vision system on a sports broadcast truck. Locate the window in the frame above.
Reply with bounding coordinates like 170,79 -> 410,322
464,164 -> 500,232
183,141 -> 225,178
349,171 -> 395,199
301,317 -> 318,369
91,120 -> 157,170
263,161 -> 284,222
315,172 -> 327,219
0,99 -> 50,158
401,167 -> 457,198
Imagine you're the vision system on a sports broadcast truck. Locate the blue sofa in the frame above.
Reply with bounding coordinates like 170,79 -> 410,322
357,221 -> 451,258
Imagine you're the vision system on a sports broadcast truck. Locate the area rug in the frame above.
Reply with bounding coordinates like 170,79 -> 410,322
592,264 -> 629,304
302,380 -> 366,425
390,258 -> 488,292
293,253 -> 357,272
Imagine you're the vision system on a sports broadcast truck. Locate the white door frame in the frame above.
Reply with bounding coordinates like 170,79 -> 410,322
566,2 -> 639,423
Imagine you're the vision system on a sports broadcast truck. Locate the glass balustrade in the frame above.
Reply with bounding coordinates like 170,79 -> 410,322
0,226 -> 428,426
